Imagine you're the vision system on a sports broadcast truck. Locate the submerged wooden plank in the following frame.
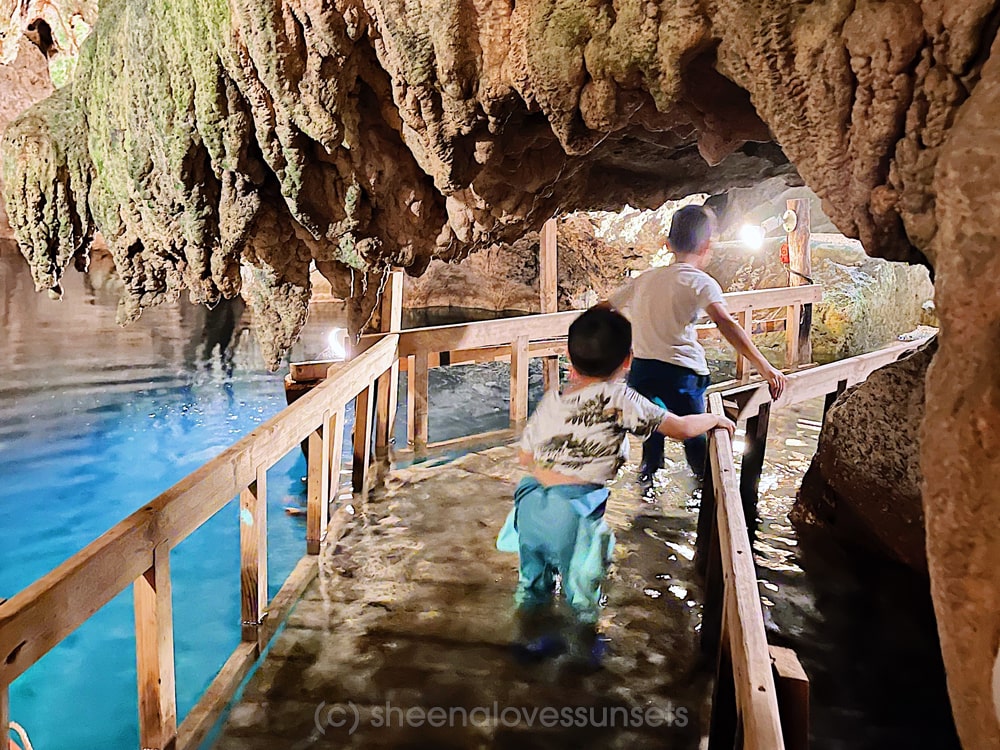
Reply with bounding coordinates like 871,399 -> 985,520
176,641 -> 258,750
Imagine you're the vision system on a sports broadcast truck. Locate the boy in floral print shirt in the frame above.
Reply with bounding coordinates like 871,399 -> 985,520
497,306 -> 734,663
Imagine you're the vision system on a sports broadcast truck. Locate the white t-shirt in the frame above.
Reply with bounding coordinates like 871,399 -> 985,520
520,381 -> 668,484
609,262 -> 725,375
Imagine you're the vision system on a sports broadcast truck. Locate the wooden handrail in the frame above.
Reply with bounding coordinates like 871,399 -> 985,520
705,391 -> 785,749
0,333 -> 399,748
721,337 -> 926,421
358,284 -> 822,453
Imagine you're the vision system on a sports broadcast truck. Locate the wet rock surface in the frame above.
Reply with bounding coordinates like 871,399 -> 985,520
794,339 -> 936,572
214,444 -> 712,748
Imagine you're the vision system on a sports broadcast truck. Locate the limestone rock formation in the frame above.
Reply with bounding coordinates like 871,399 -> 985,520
2,1 -> 1000,743
0,40 -> 53,237
794,339 -> 936,572
1,0 -> 97,87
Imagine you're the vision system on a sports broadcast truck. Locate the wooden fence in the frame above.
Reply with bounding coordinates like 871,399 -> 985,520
696,335 -> 928,748
357,284 -> 823,454
0,334 -> 399,750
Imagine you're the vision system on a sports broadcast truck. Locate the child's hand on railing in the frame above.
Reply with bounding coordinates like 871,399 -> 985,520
714,415 -> 736,437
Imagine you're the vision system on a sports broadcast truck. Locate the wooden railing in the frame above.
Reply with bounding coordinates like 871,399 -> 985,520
695,335 -> 930,748
700,391 -> 786,749
357,284 -> 823,454
0,334 -> 399,750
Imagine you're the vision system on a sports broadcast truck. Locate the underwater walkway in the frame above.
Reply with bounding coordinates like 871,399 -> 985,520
213,443 -> 712,749
0,284 -> 930,750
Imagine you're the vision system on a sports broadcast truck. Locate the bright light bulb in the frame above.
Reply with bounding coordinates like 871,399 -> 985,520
327,327 -> 348,360
739,224 -> 765,250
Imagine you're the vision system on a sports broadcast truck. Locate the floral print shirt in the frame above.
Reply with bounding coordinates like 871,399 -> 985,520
520,381 -> 668,484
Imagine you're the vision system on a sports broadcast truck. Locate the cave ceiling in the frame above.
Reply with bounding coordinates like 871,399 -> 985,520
0,0 -> 988,368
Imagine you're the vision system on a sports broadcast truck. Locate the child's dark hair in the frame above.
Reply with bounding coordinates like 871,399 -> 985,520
668,204 -> 716,254
568,307 -> 632,378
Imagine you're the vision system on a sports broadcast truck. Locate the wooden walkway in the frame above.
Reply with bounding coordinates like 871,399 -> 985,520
0,277 -> 932,750
213,444 -> 713,749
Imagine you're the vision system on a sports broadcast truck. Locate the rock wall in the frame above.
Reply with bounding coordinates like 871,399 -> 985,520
795,339 -> 936,573
1,1 -> 97,87
0,41 -> 53,237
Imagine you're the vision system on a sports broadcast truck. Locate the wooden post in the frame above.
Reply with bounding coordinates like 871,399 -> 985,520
328,408 -> 346,510
735,309 -> 753,382
770,645 -> 810,750
240,467 -> 268,642
539,218 -> 560,390
707,621 -> 738,750
134,545 -> 177,750
412,352 -> 429,452
375,270 -> 403,459
699,439 -> 724,656
823,378 -> 849,422
510,335 -> 530,427
786,198 -> 812,365
694,445 -> 717,577
785,302 -> 802,369
306,413 -> 332,555
406,355 -> 416,445
1,684 -> 9,750
352,383 -> 374,492
739,401 -> 771,536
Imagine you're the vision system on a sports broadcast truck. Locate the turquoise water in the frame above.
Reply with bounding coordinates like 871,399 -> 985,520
0,245 -> 356,748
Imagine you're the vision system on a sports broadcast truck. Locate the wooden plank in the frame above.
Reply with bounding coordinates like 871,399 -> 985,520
240,467 -> 268,643
735,309 -> 752,382
306,420 -> 330,555
708,392 -> 784,749
176,641 -> 258,750
375,270 -> 404,458
823,378 -> 848,421
179,511 -> 355,750
708,632 -> 739,749
1,684 -> 9,750
727,338 -> 926,421
328,409 -> 346,511
785,303 -> 802,368
0,509 -> 155,685
362,311 -> 579,357
770,645 -> 810,750
356,287 -> 821,360
428,428 -> 516,453
406,355 -> 416,445
412,352 -> 429,451
0,334 -> 398,686
787,198 -> 813,365
375,369 -> 393,460
695,447 -> 718,577
739,402 -> 771,536
539,218 -> 560,391
352,384 -> 374,493
134,546 -> 178,750
510,335 -> 529,427
290,360 -> 343,382
539,218 -> 559,314
720,284 -> 822,314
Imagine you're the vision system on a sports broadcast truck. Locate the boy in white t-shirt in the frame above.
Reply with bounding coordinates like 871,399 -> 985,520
608,205 -> 786,486
496,306 -> 734,662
